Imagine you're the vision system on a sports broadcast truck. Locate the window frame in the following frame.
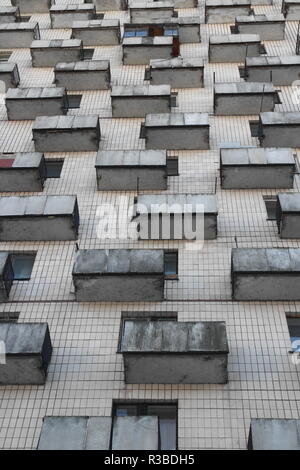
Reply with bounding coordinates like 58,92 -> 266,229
10,252 -> 36,281
263,195 -> 277,221
164,250 -> 179,280
45,158 -> 64,179
166,157 -> 179,176
112,400 -> 178,450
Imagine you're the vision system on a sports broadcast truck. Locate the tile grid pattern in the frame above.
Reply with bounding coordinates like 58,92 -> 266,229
0,0 -> 300,450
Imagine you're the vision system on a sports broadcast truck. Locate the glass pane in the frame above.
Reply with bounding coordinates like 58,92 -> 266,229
45,160 -> 64,178
167,158 -> 178,176
147,404 -> 177,419
159,419 -> 176,450
11,254 -> 35,281
164,253 -> 177,275
137,30 -> 148,37
67,95 -> 82,109
164,29 -> 178,36
147,405 -> 177,450
290,336 -> 300,352
264,198 -> 277,220
124,31 -> 135,37
115,405 -> 138,417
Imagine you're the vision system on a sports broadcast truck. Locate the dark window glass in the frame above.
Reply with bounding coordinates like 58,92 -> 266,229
249,120 -> 260,137
11,253 -> 36,281
286,316 -> 300,352
166,157 -> 179,176
0,312 -> 19,322
45,159 -> 64,178
164,251 -> 178,277
0,51 -> 12,62
67,94 -> 82,109
263,196 -> 277,220
83,49 -> 94,60
164,28 -> 178,36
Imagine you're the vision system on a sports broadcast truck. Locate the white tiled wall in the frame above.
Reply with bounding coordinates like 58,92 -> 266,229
0,0 -> 300,450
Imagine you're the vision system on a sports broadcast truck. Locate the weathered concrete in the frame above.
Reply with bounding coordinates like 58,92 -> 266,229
276,193 -> 300,239
130,1 -> 176,24
220,147 -> 295,189
0,63 -> 20,92
122,37 -> 175,65
0,253 -> 13,302
50,4 -> 96,29
146,57 -> 204,88
142,112 -> 210,150
134,194 -> 218,240
0,322 -> 52,385
0,195 -> 79,241
242,56 -> 300,86
54,60 -> 111,91
32,115 -> 101,152
258,112 -> 300,148
112,416 -> 159,450
111,84 -> 174,118
234,14 -> 285,40
119,320 -> 229,384
232,248 -> 300,300
205,0 -> 252,23
0,152 -> 46,192
95,149 -> 168,190
94,0 -> 128,10
248,419 -> 300,450
0,6 -> 19,23
38,417 -> 112,450
5,87 -> 68,120
282,0 -> 300,20
31,39 -> 83,68
71,19 -> 120,46
209,34 -> 261,63
72,249 -> 165,302
0,22 -> 40,48
214,82 -> 280,115
176,16 -> 201,43
11,0 -> 51,14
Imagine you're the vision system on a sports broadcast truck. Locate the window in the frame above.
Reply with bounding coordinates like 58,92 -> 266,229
259,44 -> 267,55
67,94 -> 82,109
0,51 -> 12,63
239,67 -> 246,79
11,253 -> 36,281
249,120 -> 260,137
83,48 -> 94,60
166,157 -> 179,176
0,312 -> 19,322
164,28 -> 178,36
124,28 -> 148,37
164,251 -> 178,278
286,315 -> 300,352
113,402 -> 177,450
263,196 -> 277,221
45,159 -> 64,178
